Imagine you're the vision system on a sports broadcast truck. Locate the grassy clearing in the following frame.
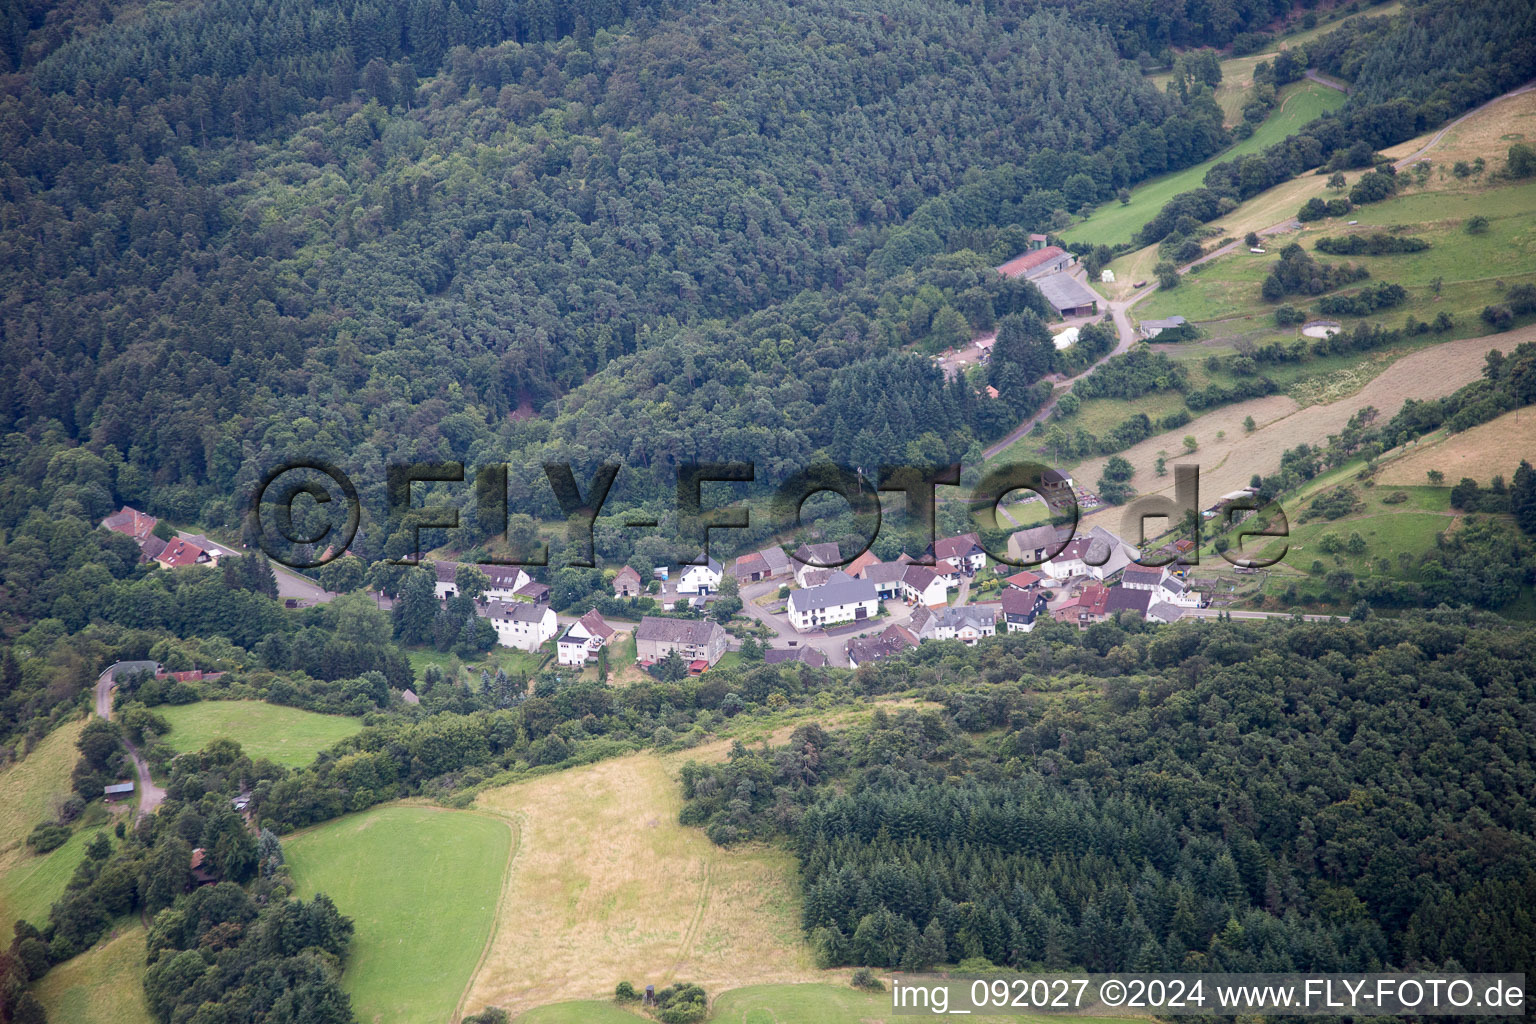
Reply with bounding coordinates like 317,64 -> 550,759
1382,86 -> 1536,170
465,752 -> 817,1019
34,923 -> 154,1024
1378,407 -> 1536,485
285,803 -> 513,1024
156,700 -> 364,768
0,823 -> 114,927
1064,81 -> 1345,249
406,642 -> 549,684
1135,180 -> 1536,341
0,718 -> 84,851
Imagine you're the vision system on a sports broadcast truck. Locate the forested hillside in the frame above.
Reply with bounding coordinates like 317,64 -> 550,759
0,0 -> 1227,555
682,613 -> 1536,975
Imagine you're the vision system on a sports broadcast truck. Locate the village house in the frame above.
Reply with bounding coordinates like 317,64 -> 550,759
732,546 -> 792,584
1104,586 -> 1152,620
435,562 -> 532,601
1003,569 -> 1042,592
1148,601 -> 1189,624
479,599 -> 558,652
1052,584 -> 1111,627
1121,566 -> 1200,607
1006,524 -> 1066,565
156,537 -> 212,569
908,604 -> 997,644
101,506 -> 158,543
860,561 -> 909,600
514,580 -> 551,604
929,533 -> 987,574
557,609 -> 615,666
634,616 -> 729,668
1042,526 -> 1139,581
845,624 -> 918,668
791,542 -> 842,587
1001,588 -> 1049,632
764,646 -> 829,668
677,555 -> 723,595
613,565 -> 643,598
901,564 -> 950,608
787,574 -> 879,633
843,549 -> 882,578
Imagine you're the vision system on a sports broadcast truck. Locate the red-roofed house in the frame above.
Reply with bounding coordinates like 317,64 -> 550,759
156,537 -> 211,569
1004,569 -> 1042,591
558,609 -> 616,666
1052,584 -> 1110,627
101,506 -> 158,543
996,245 -> 1074,281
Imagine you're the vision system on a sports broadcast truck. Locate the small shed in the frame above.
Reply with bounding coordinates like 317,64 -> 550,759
103,782 -> 135,800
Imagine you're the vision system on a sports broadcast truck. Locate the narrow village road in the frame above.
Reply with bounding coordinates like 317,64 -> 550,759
95,662 -> 166,819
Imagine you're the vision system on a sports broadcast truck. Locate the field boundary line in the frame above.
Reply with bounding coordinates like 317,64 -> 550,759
454,806 -> 524,1024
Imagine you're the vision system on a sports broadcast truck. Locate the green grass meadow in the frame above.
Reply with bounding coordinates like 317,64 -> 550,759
1063,80 -> 1346,249
285,803 -> 513,1024
156,700 -> 365,768
0,824 -> 114,927
34,922 -> 155,1024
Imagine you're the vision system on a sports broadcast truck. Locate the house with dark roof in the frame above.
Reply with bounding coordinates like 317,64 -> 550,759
613,565 -> 643,597
1139,315 -> 1188,339
634,616 -> 728,667
479,599 -> 558,651
764,646 -> 829,668
791,542 -> 842,587
1104,586 -> 1152,619
901,564 -> 949,608
929,533 -> 987,574
909,604 -> 996,644
1121,566 -> 1166,590
861,561 -> 908,599
1035,272 -> 1100,316
846,624 -> 918,668
1007,524 -> 1067,565
436,561 -> 533,601
1001,588 -> 1049,632
787,575 -> 878,632
678,555 -> 723,595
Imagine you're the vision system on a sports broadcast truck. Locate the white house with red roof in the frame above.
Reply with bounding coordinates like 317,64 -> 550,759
557,610 -> 616,666
156,537 -> 212,569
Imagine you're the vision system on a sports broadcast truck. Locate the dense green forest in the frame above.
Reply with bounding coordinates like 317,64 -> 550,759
680,614 -> 1536,976
1,0 -> 1234,562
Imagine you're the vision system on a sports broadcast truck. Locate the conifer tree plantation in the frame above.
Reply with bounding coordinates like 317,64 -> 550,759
0,0 -> 1534,1021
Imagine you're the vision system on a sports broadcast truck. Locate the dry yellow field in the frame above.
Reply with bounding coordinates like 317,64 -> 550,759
1076,326 -> 1536,511
463,753 -> 820,1018
1378,407 -> 1536,485
1383,87 -> 1536,172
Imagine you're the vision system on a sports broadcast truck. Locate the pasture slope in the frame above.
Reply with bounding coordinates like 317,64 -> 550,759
284,803 -> 513,1024
1073,324 -> 1536,514
0,717 -> 96,927
1378,407 -> 1536,486
463,751 -> 817,1019
33,924 -> 155,1024
156,699 -> 365,767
